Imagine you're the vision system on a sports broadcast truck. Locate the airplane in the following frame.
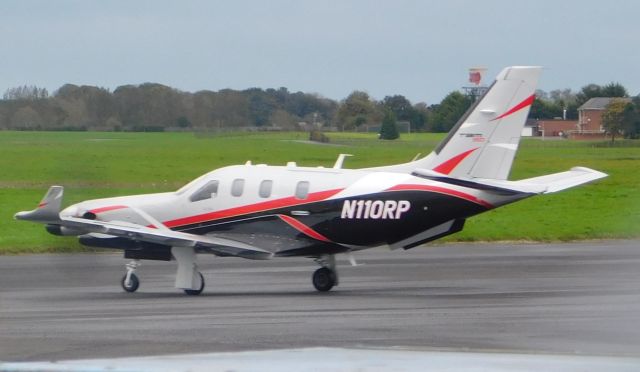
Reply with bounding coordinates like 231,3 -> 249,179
15,66 -> 607,295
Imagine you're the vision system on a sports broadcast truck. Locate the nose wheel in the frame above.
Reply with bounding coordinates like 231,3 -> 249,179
121,273 -> 140,292
121,260 -> 141,293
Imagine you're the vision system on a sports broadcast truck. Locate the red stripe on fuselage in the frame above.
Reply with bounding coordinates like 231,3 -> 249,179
278,214 -> 332,243
386,184 -> 493,208
491,94 -> 535,122
164,188 -> 344,228
90,205 -> 128,214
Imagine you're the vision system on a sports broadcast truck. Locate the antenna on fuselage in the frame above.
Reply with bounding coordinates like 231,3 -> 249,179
333,154 -> 353,169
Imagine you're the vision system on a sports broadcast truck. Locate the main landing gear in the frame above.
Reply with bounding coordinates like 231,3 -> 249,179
172,247 -> 205,295
313,255 -> 338,292
183,272 -> 205,296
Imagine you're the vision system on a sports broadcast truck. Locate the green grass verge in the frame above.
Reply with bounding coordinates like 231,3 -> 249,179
1,131 -> 638,253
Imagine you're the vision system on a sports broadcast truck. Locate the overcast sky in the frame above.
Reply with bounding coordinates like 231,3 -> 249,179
1,0 -> 638,104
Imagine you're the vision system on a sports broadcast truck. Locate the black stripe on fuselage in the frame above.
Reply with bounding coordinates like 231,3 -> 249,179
172,190 -> 489,248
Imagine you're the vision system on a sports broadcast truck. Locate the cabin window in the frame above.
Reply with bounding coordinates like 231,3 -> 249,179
295,181 -> 310,200
231,178 -> 245,197
259,180 -> 273,198
190,180 -> 219,202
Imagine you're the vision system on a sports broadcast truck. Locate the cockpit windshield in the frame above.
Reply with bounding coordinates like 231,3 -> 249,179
175,173 -> 209,195
189,180 -> 219,202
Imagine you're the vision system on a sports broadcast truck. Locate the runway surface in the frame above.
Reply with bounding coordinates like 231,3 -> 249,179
1,240 -> 639,362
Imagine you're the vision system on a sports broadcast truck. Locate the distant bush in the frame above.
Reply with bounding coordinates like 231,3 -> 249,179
15,126 -> 87,132
309,130 -> 330,143
129,126 -> 165,132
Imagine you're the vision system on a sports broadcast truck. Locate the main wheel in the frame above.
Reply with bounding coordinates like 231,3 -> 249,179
184,272 -> 205,295
312,267 -> 336,292
121,273 -> 140,293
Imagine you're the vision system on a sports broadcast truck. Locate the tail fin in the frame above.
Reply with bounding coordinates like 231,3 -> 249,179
415,66 -> 541,180
14,186 -> 64,223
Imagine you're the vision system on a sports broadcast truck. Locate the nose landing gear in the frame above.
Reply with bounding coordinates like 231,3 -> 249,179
121,260 -> 141,293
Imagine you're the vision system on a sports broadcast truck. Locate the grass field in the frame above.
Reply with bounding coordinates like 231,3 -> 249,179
1,131 -> 639,253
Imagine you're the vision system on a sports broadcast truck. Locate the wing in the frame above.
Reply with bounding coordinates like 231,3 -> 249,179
16,186 -> 339,259
181,214 -> 351,257
61,216 -> 274,260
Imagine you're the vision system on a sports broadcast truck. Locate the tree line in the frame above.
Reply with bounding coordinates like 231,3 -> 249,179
0,81 -> 636,134
530,82 -> 629,120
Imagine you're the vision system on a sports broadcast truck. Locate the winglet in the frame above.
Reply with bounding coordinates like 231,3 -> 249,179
14,186 -> 64,223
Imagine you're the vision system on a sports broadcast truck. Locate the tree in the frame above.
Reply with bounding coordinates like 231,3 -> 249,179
337,91 -> 377,131
529,94 -> 563,119
10,106 -> 42,129
411,102 -> 430,132
622,97 -> 640,139
526,88 -> 579,120
601,82 -> 628,98
429,91 -> 472,132
269,109 -> 298,129
3,85 -> 48,100
379,110 -> 399,140
246,88 -> 277,126
601,98 -> 631,144
382,95 -> 412,120
382,94 -> 426,132
575,83 -> 628,107
575,84 -> 603,107
176,116 -> 191,128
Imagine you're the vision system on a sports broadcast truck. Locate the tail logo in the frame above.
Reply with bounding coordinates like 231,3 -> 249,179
490,94 -> 535,122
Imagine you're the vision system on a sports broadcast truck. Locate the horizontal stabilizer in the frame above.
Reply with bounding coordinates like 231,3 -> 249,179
412,169 -> 542,195
14,186 -> 64,223
414,167 -> 607,195
509,167 -> 608,194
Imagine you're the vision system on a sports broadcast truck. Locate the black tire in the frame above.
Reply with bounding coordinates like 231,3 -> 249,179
184,272 -> 205,295
312,267 -> 336,292
121,273 -> 140,293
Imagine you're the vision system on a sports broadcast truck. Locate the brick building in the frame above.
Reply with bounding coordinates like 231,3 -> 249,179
537,119 -> 578,137
525,97 -> 632,139
572,97 -> 632,139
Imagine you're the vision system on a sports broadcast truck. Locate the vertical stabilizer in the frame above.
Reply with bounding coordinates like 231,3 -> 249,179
381,66 -> 541,180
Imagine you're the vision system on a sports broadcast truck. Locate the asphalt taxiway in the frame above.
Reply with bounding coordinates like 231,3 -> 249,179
1,240 -> 639,361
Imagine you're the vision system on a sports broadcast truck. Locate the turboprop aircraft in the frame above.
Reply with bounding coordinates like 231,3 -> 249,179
15,66 -> 607,295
